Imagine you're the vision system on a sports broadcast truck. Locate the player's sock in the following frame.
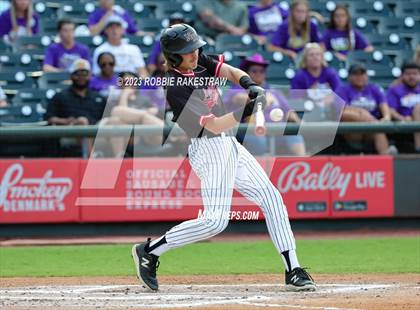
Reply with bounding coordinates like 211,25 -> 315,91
281,250 -> 300,272
146,236 -> 169,256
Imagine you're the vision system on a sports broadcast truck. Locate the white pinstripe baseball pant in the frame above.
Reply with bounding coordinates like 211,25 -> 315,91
165,134 -> 296,254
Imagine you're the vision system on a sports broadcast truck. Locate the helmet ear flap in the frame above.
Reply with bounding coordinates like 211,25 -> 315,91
164,52 -> 182,68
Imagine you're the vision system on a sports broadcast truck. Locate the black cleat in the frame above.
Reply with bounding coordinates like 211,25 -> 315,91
132,239 -> 160,291
285,267 -> 316,291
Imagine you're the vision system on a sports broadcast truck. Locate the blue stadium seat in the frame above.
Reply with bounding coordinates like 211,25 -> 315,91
323,51 -> 346,70
215,34 -> 260,55
365,33 -> 410,54
0,104 -> 46,126
0,52 -> 41,72
266,63 -> 295,86
123,2 -> 155,18
394,2 -> 420,19
367,66 -> 400,88
11,88 -> 49,106
377,17 -> 420,36
154,1 -> 196,20
33,1 -> 57,20
137,17 -> 164,33
352,17 -> 377,34
349,1 -> 393,22
0,71 -> 35,92
56,2 -> 93,24
76,36 -> 105,51
37,72 -> 71,90
309,1 -> 334,19
346,50 -> 393,68
125,35 -> 155,57
255,50 -> 294,68
39,18 -> 60,36
14,35 -> 53,58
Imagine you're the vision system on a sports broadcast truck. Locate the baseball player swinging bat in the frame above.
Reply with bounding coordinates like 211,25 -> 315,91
131,23 -> 315,293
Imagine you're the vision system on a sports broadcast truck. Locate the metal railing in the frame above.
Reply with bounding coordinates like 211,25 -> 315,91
0,122 -> 420,139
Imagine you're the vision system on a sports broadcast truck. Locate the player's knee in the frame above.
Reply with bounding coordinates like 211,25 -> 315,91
203,218 -> 229,237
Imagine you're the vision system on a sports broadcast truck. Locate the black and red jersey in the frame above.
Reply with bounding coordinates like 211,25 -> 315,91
165,53 -> 231,139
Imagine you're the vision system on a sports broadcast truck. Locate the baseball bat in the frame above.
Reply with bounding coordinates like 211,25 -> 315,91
255,102 -> 266,136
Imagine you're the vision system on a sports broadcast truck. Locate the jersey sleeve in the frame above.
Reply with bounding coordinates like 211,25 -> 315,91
167,87 -> 215,135
354,29 -> 369,50
372,84 -> 386,105
198,53 -> 224,77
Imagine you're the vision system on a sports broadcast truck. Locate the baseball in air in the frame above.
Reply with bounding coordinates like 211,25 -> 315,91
269,108 -> 284,122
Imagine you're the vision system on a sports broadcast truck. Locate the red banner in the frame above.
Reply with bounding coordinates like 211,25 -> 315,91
268,156 -> 394,218
0,159 -> 80,223
0,156 -> 395,223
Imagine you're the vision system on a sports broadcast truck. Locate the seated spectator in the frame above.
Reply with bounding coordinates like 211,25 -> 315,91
90,52 -> 118,98
387,62 -> 420,153
88,0 -> 140,36
43,19 -> 91,73
147,12 -> 185,75
194,0 -> 248,40
291,43 -> 340,91
248,0 -> 288,44
337,64 -> 396,155
0,85 -> 8,107
0,0 -> 39,44
45,59 -> 106,126
100,72 -> 164,157
268,0 -> 320,60
93,15 -> 148,78
225,54 -> 305,156
322,5 -> 373,61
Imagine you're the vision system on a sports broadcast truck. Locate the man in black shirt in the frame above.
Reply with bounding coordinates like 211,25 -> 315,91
45,59 -> 106,126
132,24 -> 315,292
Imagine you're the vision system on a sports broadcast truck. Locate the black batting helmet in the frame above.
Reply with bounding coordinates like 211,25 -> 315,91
160,24 -> 206,67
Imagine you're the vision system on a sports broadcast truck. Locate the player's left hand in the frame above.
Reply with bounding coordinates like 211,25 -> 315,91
248,85 -> 266,110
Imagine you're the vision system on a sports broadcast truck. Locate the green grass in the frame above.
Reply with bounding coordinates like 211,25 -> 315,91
0,237 -> 419,277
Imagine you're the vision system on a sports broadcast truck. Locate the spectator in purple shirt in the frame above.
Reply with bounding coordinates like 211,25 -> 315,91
291,43 -> 340,91
88,0 -> 140,36
268,0 -> 320,59
90,52 -> 118,99
43,19 -> 91,73
224,53 -> 305,155
387,62 -> 420,153
0,0 -> 39,44
248,0 -> 288,45
338,64 -> 396,155
322,5 -> 373,61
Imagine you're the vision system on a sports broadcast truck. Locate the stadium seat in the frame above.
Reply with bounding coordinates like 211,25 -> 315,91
11,88 -> 49,106
365,33 -> 409,54
125,35 -> 155,57
56,2 -> 93,24
377,17 -> 420,35
39,18 -> 60,36
394,2 -> 420,19
154,2 -> 196,20
0,104 -> 46,126
266,63 -> 295,86
367,66 -> 400,88
124,2 -> 155,18
255,50 -> 294,67
14,35 -> 53,58
352,17 -> 377,34
0,52 -> 41,72
393,50 -> 415,67
76,36 -> 105,51
0,71 -> 35,92
137,17 -> 164,34
0,40 -> 11,53
323,51 -> 346,70
33,1 -> 57,20
309,1 -> 334,19
37,72 -> 71,90
215,34 -> 260,55
349,1 -> 392,22
346,50 -> 393,68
